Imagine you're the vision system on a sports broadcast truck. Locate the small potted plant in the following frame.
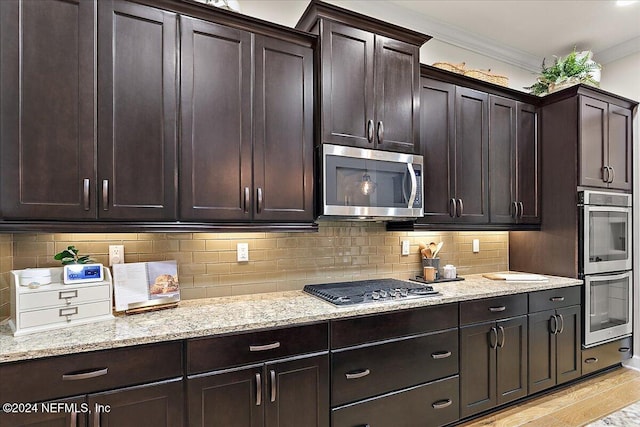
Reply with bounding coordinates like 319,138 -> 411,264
525,48 -> 601,96
54,245 -> 95,265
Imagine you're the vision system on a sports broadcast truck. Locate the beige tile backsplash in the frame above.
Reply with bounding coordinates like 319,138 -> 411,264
0,223 -> 508,319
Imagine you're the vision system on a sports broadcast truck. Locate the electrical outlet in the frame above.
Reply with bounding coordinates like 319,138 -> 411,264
109,245 -> 125,266
472,239 -> 480,253
237,243 -> 249,262
401,240 -> 410,256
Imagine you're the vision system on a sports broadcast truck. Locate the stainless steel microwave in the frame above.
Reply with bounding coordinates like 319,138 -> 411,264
320,144 -> 424,220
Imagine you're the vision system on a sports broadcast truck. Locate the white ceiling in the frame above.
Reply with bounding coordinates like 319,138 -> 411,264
237,0 -> 640,72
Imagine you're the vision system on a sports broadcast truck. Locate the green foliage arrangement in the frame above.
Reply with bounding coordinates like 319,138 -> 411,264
525,49 -> 601,96
54,245 -> 95,265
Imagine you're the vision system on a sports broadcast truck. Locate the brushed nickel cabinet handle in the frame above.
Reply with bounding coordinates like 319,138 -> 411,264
377,121 -> 384,144
270,369 -> 276,402
83,178 -> 90,211
102,179 -> 109,211
367,119 -> 374,143
255,373 -> 262,406
457,199 -> 463,217
345,369 -> 371,380
256,187 -> 263,214
244,187 -> 250,213
62,368 -> 108,381
550,296 -> 565,302
497,325 -> 505,348
432,399 -> 453,409
511,201 -> 518,218
449,198 -> 457,217
489,327 -> 498,350
94,409 -> 100,427
550,314 -> 558,335
609,166 -> 615,183
431,351 -> 452,360
71,411 -> 77,427
557,314 -> 564,334
603,166 -> 610,183
585,357 -> 598,364
619,347 -> 631,353
518,201 -> 524,219
489,306 -> 506,313
249,342 -> 280,352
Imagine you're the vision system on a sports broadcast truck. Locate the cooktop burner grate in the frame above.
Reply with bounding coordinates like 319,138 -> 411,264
303,278 -> 439,305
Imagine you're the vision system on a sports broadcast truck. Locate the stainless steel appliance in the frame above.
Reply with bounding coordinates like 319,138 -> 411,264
579,190 -> 633,347
303,279 -> 438,305
320,144 -> 423,220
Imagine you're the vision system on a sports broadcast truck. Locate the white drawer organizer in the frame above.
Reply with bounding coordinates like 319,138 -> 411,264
9,267 -> 114,336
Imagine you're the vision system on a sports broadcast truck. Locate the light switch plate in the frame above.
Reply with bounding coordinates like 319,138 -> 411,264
472,239 -> 480,253
237,243 -> 249,262
401,240 -> 410,256
109,245 -> 125,266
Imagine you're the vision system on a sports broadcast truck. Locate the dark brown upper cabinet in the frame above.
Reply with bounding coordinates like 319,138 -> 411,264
418,78 -> 489,224
579,96 -> 633,191
489,96 -> 540,225
98,0 -> 178,220
180,16 -> 314,222
0,0 -> 96,220
296,0 -> 429,154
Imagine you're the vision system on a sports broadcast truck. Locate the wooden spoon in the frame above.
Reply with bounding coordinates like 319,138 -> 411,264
428,242 -> 437,257
432,241 -> 444,258
421,248 -> 432,259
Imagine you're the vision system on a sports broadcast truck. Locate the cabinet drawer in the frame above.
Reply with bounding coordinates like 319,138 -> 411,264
460,294 -> 527,325
332,375 -> 459,427
20,300 -> 111,329
0,341 -> 183,404
187,322 -> 328,374
582,337 -> 632,375
331,304 -> 458,349
332,329 -> 458,406
19,284 -> 110,310
529,286 -> 581,312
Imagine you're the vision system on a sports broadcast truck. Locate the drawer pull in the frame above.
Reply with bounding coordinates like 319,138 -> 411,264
497,325 -> 505,348
62,367 -> 108,381
270,369 -> 277,402
345,369 -> 371,380
431,351 -> 452,360
489,306 -> 506,313
557,314 -> 564,334
550,296 -> 565,302
59,307 -> 78,321
255,373 -> 262,406
249,342 -> 280,352
71,411 -> 77,427
432,399 -> 453,409
59,290 -> 78,304
585,357 -> 598,364
619,347 -> 631,353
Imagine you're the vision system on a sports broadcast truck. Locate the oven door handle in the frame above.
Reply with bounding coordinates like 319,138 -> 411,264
406,163 -> 417,208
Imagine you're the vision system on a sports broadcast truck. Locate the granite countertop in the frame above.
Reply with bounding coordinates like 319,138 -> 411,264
0,272 -> 582,363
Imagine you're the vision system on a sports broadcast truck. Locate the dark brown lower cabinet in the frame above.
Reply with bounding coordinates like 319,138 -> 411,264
332,375 -> 459,427
529,306 -> 581,394
0,396 -> 86,427
460,316 -> 527,418
188,354 -> 328,427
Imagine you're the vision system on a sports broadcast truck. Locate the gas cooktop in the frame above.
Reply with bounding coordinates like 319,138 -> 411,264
303,278 -> 439,306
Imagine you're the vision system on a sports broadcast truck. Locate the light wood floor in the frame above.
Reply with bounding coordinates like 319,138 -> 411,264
459,367 -> 640,427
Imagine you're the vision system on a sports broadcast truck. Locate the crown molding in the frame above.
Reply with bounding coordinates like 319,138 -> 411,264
594,36 -> 640,64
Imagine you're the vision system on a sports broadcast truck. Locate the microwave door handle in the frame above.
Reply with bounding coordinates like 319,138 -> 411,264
407,163 -> 417,208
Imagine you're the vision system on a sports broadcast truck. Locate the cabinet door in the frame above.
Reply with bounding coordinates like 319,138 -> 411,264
516,102 -> 540,223
320,21 -> 374,148
556,305 -> 582,385
455,87 -> 489,223
0,396 -> 86,427
179,17 -> 252,221
460,322 -> 495,418
418,78 -> 455,223
374,36 -> 419,153
98,0 -> 177,220
253,36 -> 314,222
265,354 -> 329,427
188,367 -> 263,427
607,104 -> 632,190
579,96 -> 608,189
489,96 -> 517,224
528,310 -> 556,394
0,0 -> 96,219
496,316 -> 528,405
88,379 -> 183,427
